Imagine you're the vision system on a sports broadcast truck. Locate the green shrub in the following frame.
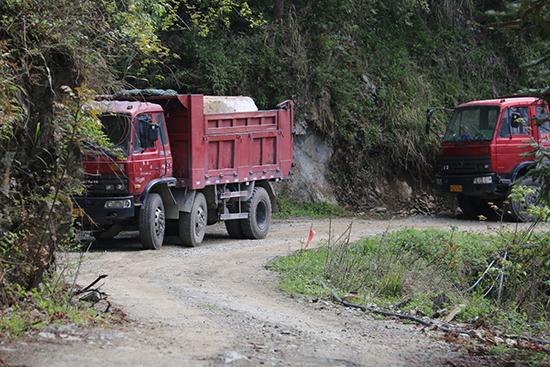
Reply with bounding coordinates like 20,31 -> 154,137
274,196 -> 349,218
270,224 -> 550,333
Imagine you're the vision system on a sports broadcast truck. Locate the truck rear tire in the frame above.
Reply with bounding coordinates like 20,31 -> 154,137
506,177 -> 541,222
179,192 -> 207,247
224,199 -> 245,239
139,193 -> 165,250
241,187 -> 271,239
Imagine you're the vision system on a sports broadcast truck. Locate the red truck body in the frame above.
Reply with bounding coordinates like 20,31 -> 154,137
74,94 -> 294,248
432,96 -> 549,220
158,94 -> 293,189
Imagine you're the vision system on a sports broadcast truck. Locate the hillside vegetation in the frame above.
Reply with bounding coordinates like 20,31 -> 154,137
137,0 -> 547,210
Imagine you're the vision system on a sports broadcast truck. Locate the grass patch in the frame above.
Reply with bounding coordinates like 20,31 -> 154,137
274,195 -> 349,219
268,223 -> 550,363
0,282 -> 118,339
0,248 -> 122,340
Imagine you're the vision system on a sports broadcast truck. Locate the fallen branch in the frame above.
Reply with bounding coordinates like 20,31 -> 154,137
321,281 -> 431,326
322,282 -> 550,346
74,274 -> 108,295
503,334 -> 550,346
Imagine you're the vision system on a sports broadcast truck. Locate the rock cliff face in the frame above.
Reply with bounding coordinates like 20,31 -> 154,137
277,125 -> 337,204
273,99 -> 456,215
278,126 -> 456,216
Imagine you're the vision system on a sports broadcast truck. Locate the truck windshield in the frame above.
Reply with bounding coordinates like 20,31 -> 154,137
100,113 -> 132,155
443,106 -> 500,142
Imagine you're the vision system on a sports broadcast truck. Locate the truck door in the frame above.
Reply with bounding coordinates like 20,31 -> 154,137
132,113 -> 164,192
494,106 -> 531,174
536,105 -> 550,147
155,113 -> 172,177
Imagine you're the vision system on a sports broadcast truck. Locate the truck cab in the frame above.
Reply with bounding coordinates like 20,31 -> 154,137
431,96 -> 549,221
74,100 -> 173,239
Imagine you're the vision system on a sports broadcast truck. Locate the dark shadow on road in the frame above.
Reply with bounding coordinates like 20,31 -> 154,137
77,230 -> 234,253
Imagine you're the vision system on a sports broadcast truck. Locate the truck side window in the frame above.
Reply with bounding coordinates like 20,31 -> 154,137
498,107 -> 529,138
156,113 -> 169,147
134,114 -> 155,151
537,106 -> 550,134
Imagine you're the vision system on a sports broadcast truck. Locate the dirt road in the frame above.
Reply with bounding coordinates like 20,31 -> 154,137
1,216 -> 497,366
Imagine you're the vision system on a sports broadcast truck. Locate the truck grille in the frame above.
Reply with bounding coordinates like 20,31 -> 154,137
440,156 -> 492,174
83,174 -> 129,196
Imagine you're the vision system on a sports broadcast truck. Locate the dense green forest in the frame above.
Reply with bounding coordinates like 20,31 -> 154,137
140,0 -> 548,208
0,0 -> 548,304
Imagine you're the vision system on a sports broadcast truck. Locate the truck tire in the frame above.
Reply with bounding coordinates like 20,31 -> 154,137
224,199 -> 245,239
179,192 -> 207,247
139,193 -> 165,250
225,220 -> 245,239
241,187 -> 271,239
93,223 -> 122,241
457,194 -> 495,220
506,177 -> 541,222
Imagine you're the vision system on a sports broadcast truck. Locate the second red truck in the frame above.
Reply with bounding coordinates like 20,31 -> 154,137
428,96 -> 550,221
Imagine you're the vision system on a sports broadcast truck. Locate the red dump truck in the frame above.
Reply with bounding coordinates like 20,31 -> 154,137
73,93 -> 294,249
427,96 -> 549,221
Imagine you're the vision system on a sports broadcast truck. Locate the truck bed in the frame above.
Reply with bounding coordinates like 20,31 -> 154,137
142,94 -> 294,189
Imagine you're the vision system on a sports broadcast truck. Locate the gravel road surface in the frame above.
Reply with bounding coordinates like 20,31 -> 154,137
0,216 -> 508,366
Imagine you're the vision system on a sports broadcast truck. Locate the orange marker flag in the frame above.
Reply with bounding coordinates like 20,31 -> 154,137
305,229 -> 315,248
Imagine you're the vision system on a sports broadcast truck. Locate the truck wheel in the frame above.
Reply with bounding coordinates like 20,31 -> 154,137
93,223 -> 122,241
506,177 -> 541,222
180,192 -> 207,247
225,199 -> 245,239
139,193 -> 165,250
457,194 -> 496,220
241,187 -> 271,239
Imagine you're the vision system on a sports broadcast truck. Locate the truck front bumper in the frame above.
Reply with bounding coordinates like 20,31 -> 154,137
436,173 -> 497,194
73,196 -> 135,219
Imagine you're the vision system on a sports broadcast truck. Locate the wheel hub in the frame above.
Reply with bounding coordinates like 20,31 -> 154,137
194,206 -> 206,235
154,206 -> 165,237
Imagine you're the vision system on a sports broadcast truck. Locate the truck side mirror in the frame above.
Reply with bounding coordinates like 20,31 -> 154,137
148,123 -> 159,142
511,112 -> 521,128
426,109 -> 433,134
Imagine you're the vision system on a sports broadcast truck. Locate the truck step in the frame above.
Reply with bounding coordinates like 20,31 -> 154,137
219,191 -> 248,199
220,213 -> 248,220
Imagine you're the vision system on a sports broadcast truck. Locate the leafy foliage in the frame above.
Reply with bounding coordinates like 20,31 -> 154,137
137,0 -> 546,210
0,0 -> 173,307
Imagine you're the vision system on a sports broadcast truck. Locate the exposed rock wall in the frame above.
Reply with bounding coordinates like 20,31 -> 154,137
278,127 -> 337,203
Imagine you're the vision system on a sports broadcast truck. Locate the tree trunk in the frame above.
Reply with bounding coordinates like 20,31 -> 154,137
274,0 -> 284,20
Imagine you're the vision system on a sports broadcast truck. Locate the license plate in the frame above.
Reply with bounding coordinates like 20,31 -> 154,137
72,208 -> 85,217
450,185 -> 462,192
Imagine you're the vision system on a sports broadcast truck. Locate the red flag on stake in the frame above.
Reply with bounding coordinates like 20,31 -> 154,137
305,229 -> 315,248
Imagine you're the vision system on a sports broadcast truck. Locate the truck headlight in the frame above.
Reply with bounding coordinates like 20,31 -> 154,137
115,183 -> 125,191
442,165 -> 450,171
104,199 -> 132,209
105,184 -> 114,191
473,176 -> 492,185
